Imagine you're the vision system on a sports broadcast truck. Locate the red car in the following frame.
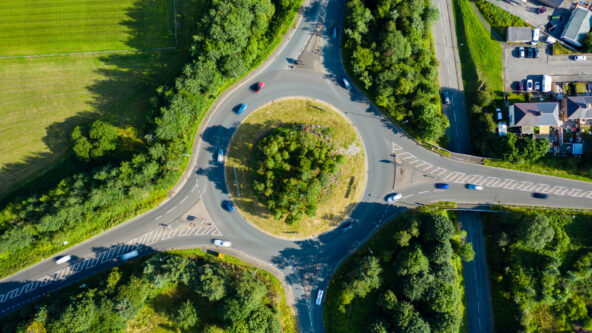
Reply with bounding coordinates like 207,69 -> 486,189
254,81 -> 265,92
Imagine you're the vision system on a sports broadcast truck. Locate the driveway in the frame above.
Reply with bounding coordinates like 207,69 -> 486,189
503,44 -> 592,90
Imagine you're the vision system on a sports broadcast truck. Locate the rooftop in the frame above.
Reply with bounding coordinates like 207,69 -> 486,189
561,5 -> 592,47
509,102 -> 560,127
506,27 -> 533,42
566,96 -> 592,119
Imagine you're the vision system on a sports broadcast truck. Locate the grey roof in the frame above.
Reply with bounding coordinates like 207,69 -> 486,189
566,96 -> 592,119
506,27 -> 533,42
561,6 -> 592,47
538,0 -> 564,8
509,102 -> 560,127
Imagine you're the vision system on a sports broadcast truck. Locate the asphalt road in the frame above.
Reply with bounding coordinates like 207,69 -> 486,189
2,1 -> 592,332
432,0 -> 472,154
460,211 -> 494,333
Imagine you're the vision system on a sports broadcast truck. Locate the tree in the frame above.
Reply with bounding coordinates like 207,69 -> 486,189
176,300 -> 198,329
195,265 -> 226,301
582,31 -> 592,53
349,256 -> 382,297
422,214 -> 454,242
394,245 -> 430,276
458,242 -> 475,262
71,120 -> 119,162
519,213 -> 554,250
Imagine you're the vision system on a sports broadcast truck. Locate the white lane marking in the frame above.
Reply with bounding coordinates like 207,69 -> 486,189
180,196 -> 188,204
418,191 -> 429,194
191,184 -> 197,192
155,215 -> 162,220
403,194 -> 414,199
166,206 -> 176,214
434,189 -> 445,192
392,142 -> 403,152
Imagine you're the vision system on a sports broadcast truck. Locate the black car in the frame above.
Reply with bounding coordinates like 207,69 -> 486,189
534,48 -> 540,58
532,192 -> 548,199
527,47 -> 534,58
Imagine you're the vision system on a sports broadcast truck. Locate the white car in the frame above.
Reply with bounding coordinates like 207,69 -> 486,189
217,148 -> 224,163
213,239 -> 232,247
385,193 -> 403,202
526,79 -> 533,92
574,55 -> 587,61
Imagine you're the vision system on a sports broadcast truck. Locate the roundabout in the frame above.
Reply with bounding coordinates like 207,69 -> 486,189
224,98 -> 366,238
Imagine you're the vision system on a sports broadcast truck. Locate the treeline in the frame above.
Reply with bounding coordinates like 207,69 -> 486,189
1,252 -> 288,332
343,0 -> 449,142
252,126 -> 344,224
484,210 -> 592,332
325,211 -> 474,333
0,0 -> 302,277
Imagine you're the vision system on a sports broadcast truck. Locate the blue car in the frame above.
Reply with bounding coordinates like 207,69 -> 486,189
341,77 -> 351,89
236,103 -> 247,114
435,183 -> 450,189
223,201 -> 233,212
532,192 -> 548,199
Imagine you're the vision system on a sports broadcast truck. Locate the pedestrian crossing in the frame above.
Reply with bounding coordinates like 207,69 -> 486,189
0,219 -> 222,307
392,143 -> 592,199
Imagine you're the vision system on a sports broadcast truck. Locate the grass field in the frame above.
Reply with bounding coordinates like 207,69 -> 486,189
225,99 -> 367,238
0,0 -> 205,194
0,0 -> 175,56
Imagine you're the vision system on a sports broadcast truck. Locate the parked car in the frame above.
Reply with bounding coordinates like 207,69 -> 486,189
535,81 -> 541,91
526,79 -> 533,91
213,239 -> 232,247
385,193 -> 403,202
527,47 -> 534,58
466,184 -> 483,190
574,55 -> 587,61
254,81 -> 264,92
518,80 -> 524,91
534,48 -> 540,58
496,108 -> 502,120
518,47 -> 525,58
217,148 -> 224,163
236,103 -> 247,114
222,201 -> 233,212
532,192 -> 548,199
442,91 -> 451,104
341,77 -> 351,89
340,222 -> 354,233
435,183 -> 450,189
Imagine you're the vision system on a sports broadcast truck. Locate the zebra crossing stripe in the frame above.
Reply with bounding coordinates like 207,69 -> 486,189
503,180 -> 518,189
444,172 -> 465,182
555,187 -> 569,195
22,281 -> 39,293
39,276 -> 53,287
211,228 -> 223,236
70,262 -> 85,274
516,181 -> 533,191
431,167 -> 448,176
568,189 -> 584,197
416,161 -> 432,171
146,230 -> 163,245
6,288 -> 21,300
101,249 -> 114,264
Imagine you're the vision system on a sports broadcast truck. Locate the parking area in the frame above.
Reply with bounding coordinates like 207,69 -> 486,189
503,44 -> 592,91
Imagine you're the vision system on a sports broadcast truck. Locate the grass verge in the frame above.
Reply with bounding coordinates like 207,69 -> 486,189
225,99 -> 366,238
484,156 -> 592,183
473,0 -> 529,38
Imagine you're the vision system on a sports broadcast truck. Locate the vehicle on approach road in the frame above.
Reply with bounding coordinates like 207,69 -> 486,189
442,91 -> 450,104
532,192 -> 548,199
466,184 -> 483,190
56,255 -> 71,265
385,193 -> 403,202
213,239 -> 232,247
223,201 -> 233,212
341,77 -> 351,89
574,55 -> 587,61
435,183 -> 450,189
254,81 -> 265,92
331,26 -> 337,38
121,250 -> 139,261
217,148 -> 224,163
315,289 -> 324,306
236,103 -> 247,114
340,221 -> 354,233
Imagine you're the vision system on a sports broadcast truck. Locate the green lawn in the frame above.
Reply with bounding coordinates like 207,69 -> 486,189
0,0 -> 205,195
0,0 -> 175,56
473,0 -> 529,38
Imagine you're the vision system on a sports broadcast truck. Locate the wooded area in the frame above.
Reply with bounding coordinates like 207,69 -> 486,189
251,126 -> 344,224
325,209 -> 473,332
1,250 -> 294,332
0,0 -> 302,278
483,209 -> 592,332
343,0 -> 449,143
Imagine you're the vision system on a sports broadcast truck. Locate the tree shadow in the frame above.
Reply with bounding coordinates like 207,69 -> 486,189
0,0 -> 199,201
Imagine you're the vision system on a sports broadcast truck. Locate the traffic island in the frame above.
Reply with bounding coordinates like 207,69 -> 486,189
225,98 -> 367,238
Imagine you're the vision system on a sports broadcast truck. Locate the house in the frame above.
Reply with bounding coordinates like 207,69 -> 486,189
507,27 -> 533,43
560,4 -> 592,47
564,96 -> 592,130
509,102 -> 560,134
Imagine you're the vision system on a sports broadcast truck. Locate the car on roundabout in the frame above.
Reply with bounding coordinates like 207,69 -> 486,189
222,200 -> 233,212
341,77 -> 351,89
385,193 -> 403,202
340,221 -> 354,233
466,184 -> 483,190
213,239 -> 232,247
435,183 -> 450,189
254,81 -> 265,92
236,103 -> 247,114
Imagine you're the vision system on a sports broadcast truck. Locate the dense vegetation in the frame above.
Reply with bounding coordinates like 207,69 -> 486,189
473,0 -> 528,38
0,0 -> 302,278
482,209 -> 592,332
343,0 -> 449,143
1,250 -> 295,332
252,126 -> 344,224
325,209 -> 474,332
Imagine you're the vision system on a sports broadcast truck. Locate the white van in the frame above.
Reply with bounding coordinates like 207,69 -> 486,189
315,289 -> 324,306
532,28 -> 540,45
56,255 -> 71,265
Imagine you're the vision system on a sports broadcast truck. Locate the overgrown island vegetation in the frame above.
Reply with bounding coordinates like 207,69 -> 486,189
325,208 -> 475,332
0,250 -> 296,332
455,0 -> 592,179
0,0 -> 302,278
483,208 -> 592,332
252,125 -> 345,224
343,0 -> 449,144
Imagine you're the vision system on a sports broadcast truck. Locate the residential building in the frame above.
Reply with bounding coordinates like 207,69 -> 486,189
509,102 -> 560,134
564,96 -> 592,129
560,4 -> 592,47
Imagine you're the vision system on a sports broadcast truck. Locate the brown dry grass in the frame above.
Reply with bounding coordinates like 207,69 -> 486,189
225,98 -> 367,238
